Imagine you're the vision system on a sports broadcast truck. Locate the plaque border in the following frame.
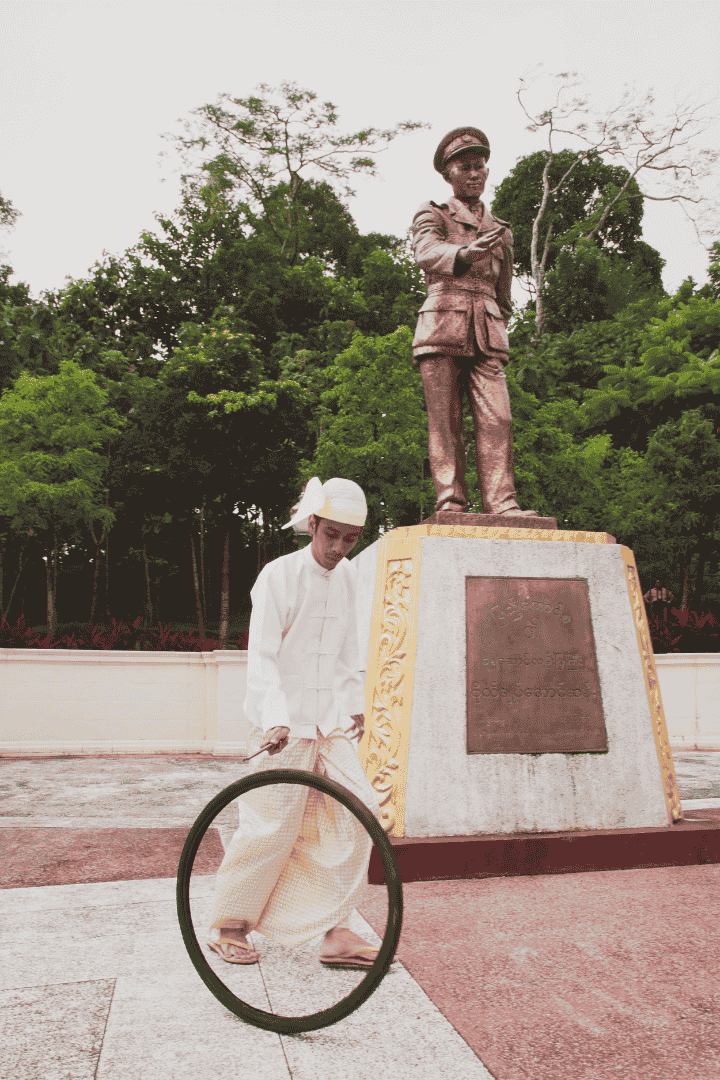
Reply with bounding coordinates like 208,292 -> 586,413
464,575 -> 608,755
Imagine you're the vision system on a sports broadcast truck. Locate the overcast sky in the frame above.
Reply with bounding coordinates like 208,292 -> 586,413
1,0 -> 719,301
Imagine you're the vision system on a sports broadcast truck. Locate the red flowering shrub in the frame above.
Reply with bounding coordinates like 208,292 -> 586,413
648,607 -> 720,654
0,615 -> 249,651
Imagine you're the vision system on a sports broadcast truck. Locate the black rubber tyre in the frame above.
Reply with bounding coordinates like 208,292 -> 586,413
176,768 -> 403,1034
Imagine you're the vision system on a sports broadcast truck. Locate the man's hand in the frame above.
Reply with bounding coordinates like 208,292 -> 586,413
347,714 -> 365,741
261,726 -> 290,756
459,227 -> 506,264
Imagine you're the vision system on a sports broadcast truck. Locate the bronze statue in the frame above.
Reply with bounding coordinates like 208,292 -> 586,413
412,127 -> 537,517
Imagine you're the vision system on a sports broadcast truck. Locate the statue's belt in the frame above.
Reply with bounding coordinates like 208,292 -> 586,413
425,280 -> 497,298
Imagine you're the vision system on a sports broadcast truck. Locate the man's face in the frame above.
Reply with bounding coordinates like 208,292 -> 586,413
445,151 -> 489,200
309,516 -> 364,570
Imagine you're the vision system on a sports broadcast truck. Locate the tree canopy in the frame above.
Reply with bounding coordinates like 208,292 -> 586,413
165,80 -> 428,264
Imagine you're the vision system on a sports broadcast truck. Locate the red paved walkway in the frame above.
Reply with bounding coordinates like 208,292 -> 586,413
358,868 -> 720,1080
0,826 -> 224,888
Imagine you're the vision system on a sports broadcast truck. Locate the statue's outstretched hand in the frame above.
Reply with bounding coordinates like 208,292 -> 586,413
461,227 -> 506,263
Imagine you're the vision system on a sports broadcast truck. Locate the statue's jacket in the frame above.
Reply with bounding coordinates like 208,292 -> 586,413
411,196 -> 513,362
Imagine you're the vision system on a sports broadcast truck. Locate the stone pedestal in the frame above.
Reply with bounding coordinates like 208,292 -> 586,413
355,522 -> 681,839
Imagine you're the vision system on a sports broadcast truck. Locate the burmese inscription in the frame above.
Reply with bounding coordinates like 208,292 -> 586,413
466,577 -> 607,753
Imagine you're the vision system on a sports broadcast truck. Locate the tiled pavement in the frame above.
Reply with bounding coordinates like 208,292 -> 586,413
1,751 -> 719,1079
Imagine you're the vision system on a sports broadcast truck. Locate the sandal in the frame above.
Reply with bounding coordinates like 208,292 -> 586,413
319,945 -> 378,970
207,938 -> 260,965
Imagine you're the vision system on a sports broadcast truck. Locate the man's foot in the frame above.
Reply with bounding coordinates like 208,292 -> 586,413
319,926 -> 379,969
207,928 -> 260,965
497,507 -> 539,517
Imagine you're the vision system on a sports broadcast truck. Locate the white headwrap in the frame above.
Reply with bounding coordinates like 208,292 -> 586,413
282,476 -> 368,532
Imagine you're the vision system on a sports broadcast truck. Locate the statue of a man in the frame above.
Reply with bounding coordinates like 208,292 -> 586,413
412,127 -> 537,517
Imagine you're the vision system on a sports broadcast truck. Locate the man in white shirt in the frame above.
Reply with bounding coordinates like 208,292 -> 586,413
207,477 -> 382,968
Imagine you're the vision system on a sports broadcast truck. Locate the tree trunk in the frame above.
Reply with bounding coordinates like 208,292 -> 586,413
256,522 -> 262,578
419,458 -> 425,523
103,530 -> 109,622
218,527 -> 230,649
692,542 -> 712,612
45,541 -> 56,637
531,156 -> 553,338
53,532 -> 58,627
680,560 -> 692,612
89,528 -> 105,624
89,552 -> 99,624
2,545 -> 25,623
199,502 -> 207,625
142,543 -> 153,625
190,534 -> 205,641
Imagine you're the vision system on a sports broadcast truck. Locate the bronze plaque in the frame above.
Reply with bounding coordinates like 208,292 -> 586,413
466,577 -> 607,754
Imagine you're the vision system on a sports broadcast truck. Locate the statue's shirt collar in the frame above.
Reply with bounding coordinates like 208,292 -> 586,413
447,196 -> 485,226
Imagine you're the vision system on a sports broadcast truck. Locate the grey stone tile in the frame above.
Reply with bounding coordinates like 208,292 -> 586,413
274,962 -> 494,1080
0,817 -> 230,828
0,978 -> 114,1080
0,756 -> 251,825
94,974 -> 287,1080
672,752 -> 720,800
0,874 -> 215,920
0,879 -> 235,993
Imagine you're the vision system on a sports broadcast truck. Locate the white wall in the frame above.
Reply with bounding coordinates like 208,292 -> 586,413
0,648 -> 716,756
655,654 -> 720,749
0,649 -> 251,755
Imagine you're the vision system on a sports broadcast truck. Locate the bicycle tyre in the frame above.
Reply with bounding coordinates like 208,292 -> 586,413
176,767 -> 403,1034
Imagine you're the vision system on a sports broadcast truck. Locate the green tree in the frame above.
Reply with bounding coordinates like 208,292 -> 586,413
604,410 -> 720,609
0,192 -> 20,231
110,308 -> 310,642
0,190 -> 20,258
50,181 -> 421,379
508,294 -> 665,406
0,265 -> 60,392
540,238 -> 665,334
580,292 -> 720,448
0,362 -> 122,634
708,241 -> 720,300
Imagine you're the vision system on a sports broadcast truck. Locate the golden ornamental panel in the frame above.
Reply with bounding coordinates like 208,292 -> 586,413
361,539 -> 421,837
621,546 -> 682,823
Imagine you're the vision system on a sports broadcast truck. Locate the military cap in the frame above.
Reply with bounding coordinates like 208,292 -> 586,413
434,127 -> 491,173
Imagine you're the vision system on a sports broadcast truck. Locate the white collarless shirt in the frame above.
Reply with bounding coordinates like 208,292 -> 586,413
244,542 -> 366,740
